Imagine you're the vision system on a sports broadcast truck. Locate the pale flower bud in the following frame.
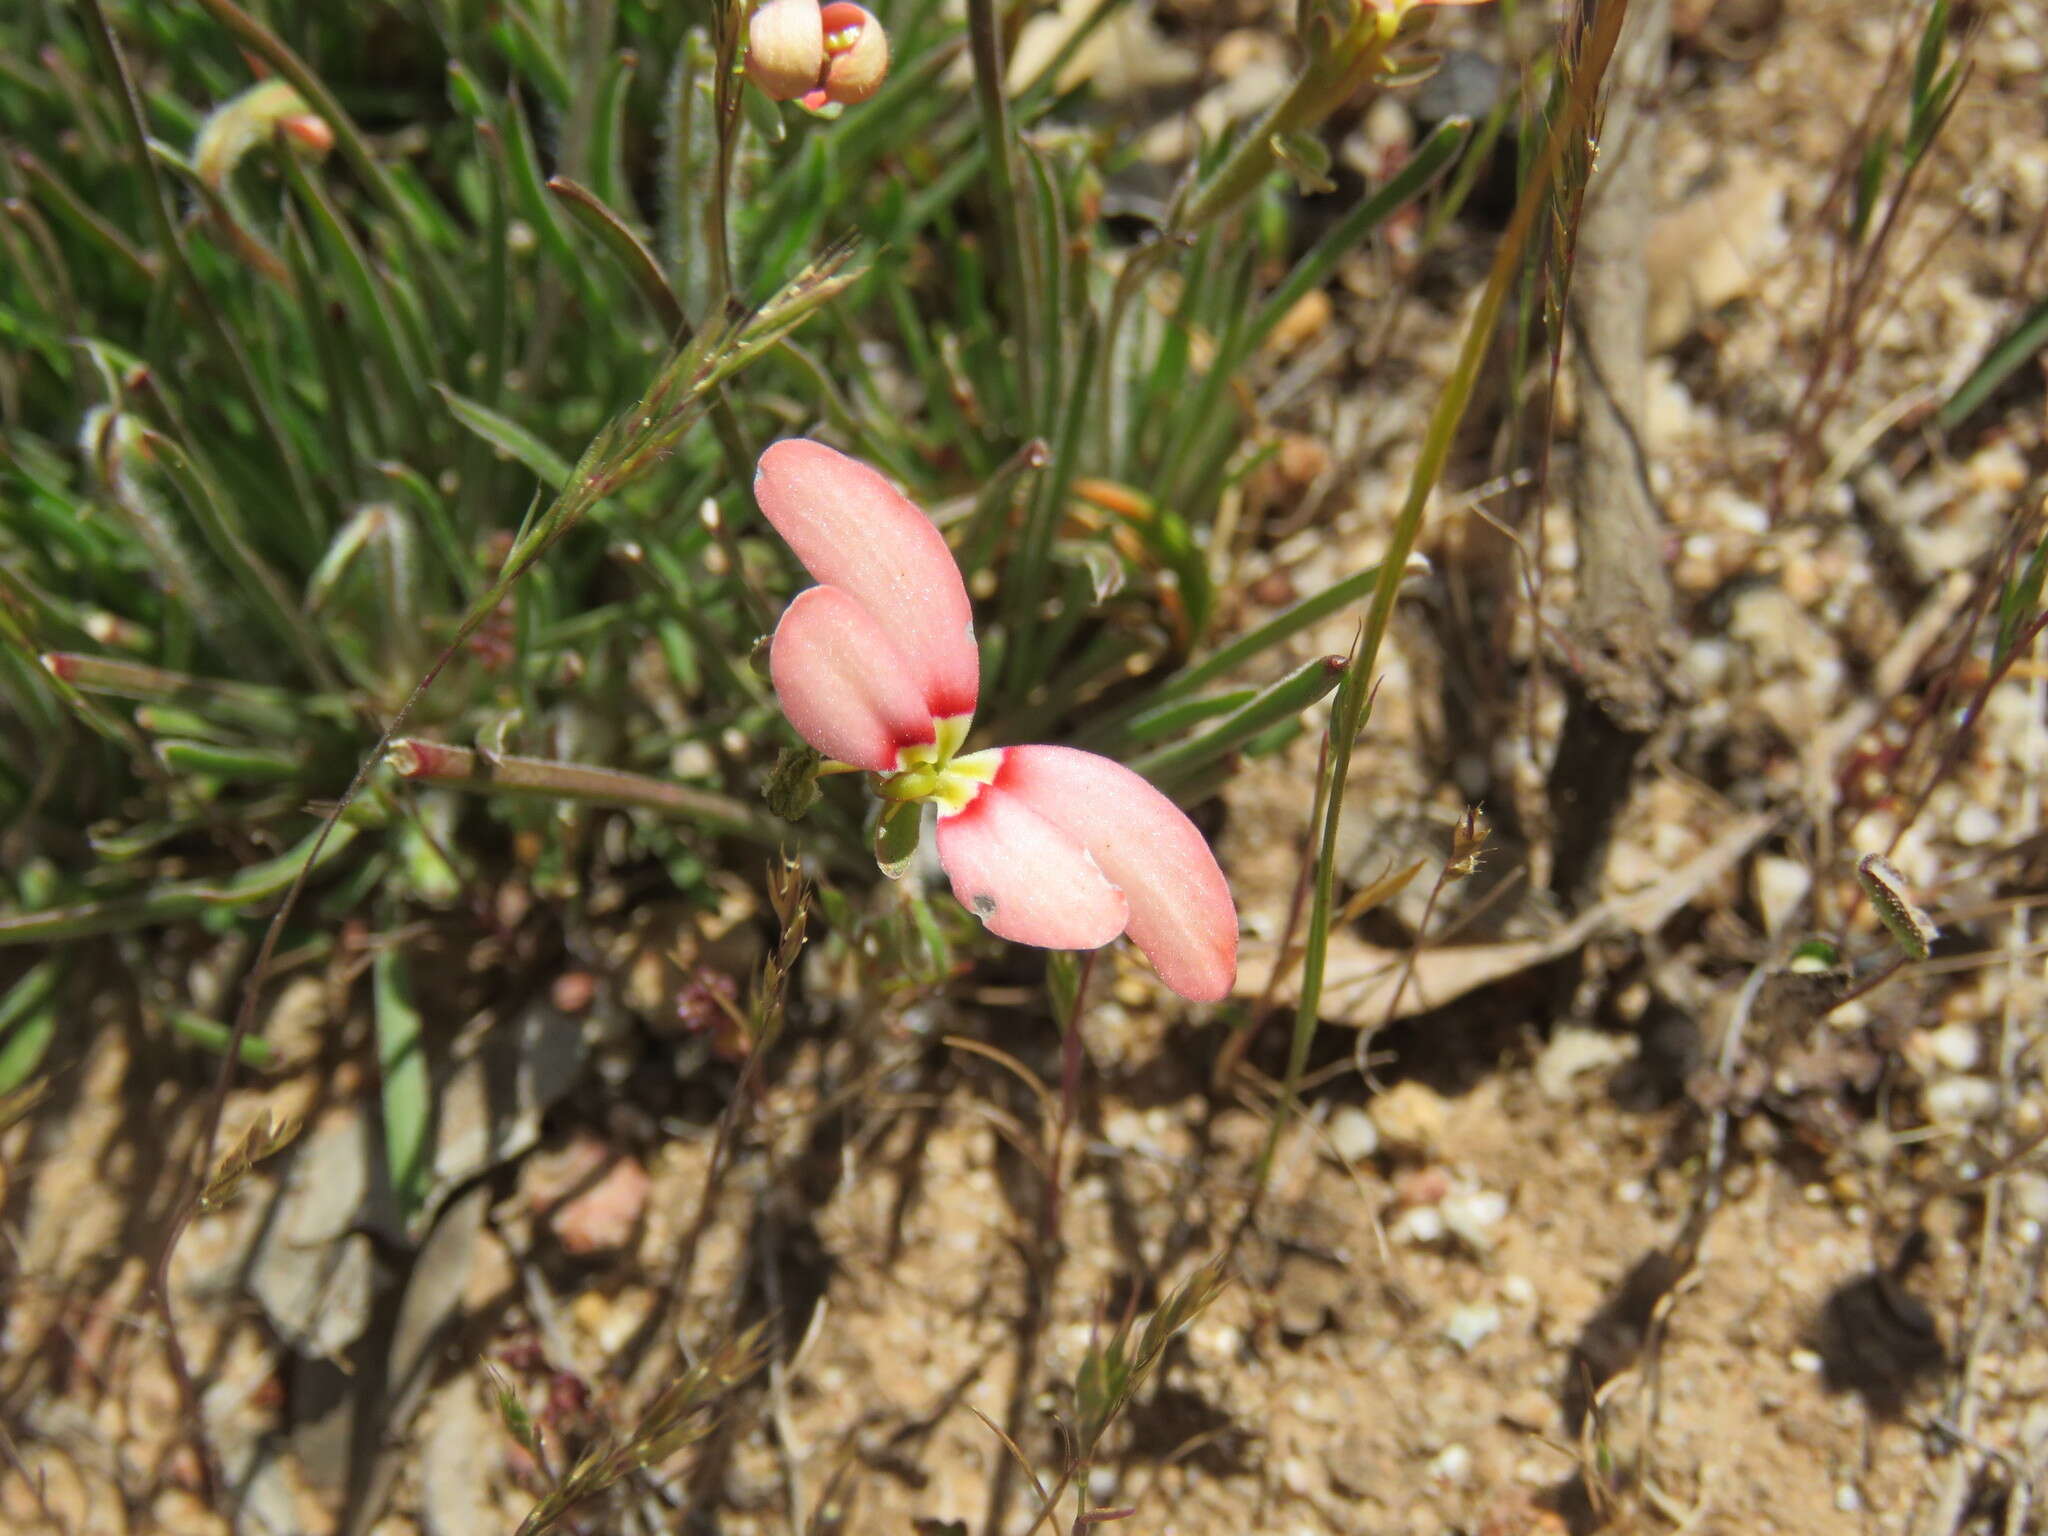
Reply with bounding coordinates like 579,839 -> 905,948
745,0 -> 827,101
277,114 -> 334,156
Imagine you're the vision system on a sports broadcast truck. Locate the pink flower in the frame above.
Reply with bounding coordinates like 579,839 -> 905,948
755,439 -> 1239,1003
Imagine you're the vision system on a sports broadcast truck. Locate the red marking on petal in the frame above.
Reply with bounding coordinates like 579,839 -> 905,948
754,440 -> 978,722
770,586 -> 935,770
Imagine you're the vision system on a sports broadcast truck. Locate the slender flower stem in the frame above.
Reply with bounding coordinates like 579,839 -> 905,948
707,0 -> 745,306
1044,949 -> 1096,1253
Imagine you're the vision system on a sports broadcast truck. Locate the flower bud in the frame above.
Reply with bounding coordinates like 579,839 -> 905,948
277,113 -> 334,156
816,3 -> 889,106
745,0 -> 827,102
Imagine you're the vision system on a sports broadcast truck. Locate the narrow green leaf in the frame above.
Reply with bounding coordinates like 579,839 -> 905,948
155,738 -> 306,783
1270,129 -> 1336,195
1132,655 -> 1346,789
374,946 -> 432,1225
1249,115 -> 1471,358
1996,526 -> 2048,662
434,384 -> 574,489
1938,292 -> 2048,430
1123,687 -> 1260,744
547,176 -> 684,335
0,824 -> 360,945
1857,853 -> 1939,962
0,971 -> 60,1097
1079,557 -> 1395,747
169,1010 -> 277,1068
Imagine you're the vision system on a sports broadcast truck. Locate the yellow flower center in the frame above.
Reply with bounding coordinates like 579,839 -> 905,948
878,716 -> 997,814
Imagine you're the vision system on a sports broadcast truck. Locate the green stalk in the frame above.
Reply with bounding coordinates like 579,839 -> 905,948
1255,0 -> 1635,1194
964,0 -> 1043,411
1171,4 -> 1398,233
387,739 -> 783,843
1005,317 -> 1100,698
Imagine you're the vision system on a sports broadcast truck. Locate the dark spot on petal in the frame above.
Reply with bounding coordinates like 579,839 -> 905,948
970,893 -> 997,918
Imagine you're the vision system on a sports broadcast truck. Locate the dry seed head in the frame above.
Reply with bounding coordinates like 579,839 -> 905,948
1855,852 -> 1939,961
1448,804 -> 1489,879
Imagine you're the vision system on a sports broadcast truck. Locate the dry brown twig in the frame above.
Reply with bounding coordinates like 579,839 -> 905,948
1547,0 -> 1679,910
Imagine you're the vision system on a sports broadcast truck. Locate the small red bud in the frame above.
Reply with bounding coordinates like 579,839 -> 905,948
278,113 -> 334,156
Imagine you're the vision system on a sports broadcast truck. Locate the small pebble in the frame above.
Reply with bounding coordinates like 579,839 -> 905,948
1394,1206 -> 1445,1245
1370,1081 -> 1449,1155
1925,1076 -> 1999,1124
1442,1188 -> 1508,1252
1926,1023 -> 1980,1074
1535,1026 -> 1637,1103
1445,1303 -> 1501,1352
1953,804 -> 2001,846
1327,1106 -> 1380,1163
1752,855 -> 1812,936
1427,1444 -> 1473,1485
1789,1348 -> 1823,1373
2008,1173 -> 2048,1224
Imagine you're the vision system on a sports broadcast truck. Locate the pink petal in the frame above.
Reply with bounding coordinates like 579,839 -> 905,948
770,585 -> 935,770
992,746 -> 1237,1002
935,776 -> 1129,951
754,439 -> 979,721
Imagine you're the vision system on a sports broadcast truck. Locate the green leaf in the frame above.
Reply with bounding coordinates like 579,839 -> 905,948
1132,654 -> 1346,792
1996,525 -> 2048,663
1850,127 -> 1890,247
169,1010 -> 277,1068
0,960 -> 63,1096
1270,129 -> 1336,195
374,945 -> 432,1226
548,176 -> 685,335
434,385 -> 574,489
1938,292 -> 2048,431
